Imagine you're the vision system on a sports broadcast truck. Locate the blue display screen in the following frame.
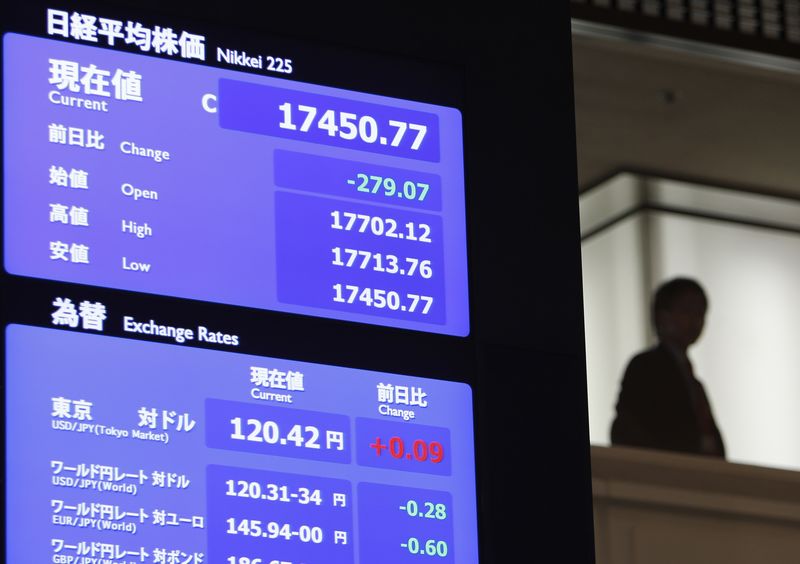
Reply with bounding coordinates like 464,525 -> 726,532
3,9 -> 480,563
3,31 -> 470,336
6,324 -> 480,563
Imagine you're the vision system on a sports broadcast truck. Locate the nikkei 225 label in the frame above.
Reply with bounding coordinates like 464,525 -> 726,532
4,33 -> 470,336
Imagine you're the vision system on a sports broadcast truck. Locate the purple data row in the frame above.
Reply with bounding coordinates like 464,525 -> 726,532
206,399 -> 351,464
355,417 -> 452,476
274,150 -> 443,211
219,79 -> 441,162
206,399 -> 452,476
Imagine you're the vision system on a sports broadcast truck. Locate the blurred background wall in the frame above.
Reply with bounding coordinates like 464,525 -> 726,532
570,5 -> 800,562
571,0 -> 800,472
581,174 -> 800,471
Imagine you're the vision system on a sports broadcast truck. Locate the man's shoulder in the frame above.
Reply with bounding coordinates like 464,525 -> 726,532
628,345 -> 670,365
624,345 -> 676,379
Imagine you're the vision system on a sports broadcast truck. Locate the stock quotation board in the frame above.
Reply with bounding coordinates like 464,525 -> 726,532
4,23 -> 469,337
2,6 -> 480,564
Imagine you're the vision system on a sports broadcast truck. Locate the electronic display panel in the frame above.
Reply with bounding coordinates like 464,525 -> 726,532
1,6 -> 483,563
7,323 -> 478,563
0,5 -> 480,563
2,3 -> 596,564
3,22 -> 469,337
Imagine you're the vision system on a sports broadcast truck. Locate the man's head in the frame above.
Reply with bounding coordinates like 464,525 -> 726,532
652,277 -> 708,350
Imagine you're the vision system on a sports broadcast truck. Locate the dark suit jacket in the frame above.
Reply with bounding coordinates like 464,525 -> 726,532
610,344 -> 725,458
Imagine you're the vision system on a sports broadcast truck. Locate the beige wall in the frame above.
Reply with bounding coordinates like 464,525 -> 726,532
581,214 -> 649,445
581,175 -> 800,471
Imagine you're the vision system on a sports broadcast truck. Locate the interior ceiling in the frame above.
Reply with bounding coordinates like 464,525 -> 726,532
571,26 -> 800,200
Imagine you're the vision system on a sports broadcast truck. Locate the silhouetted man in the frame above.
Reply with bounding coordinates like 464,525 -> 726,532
610,277 -> 725,458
